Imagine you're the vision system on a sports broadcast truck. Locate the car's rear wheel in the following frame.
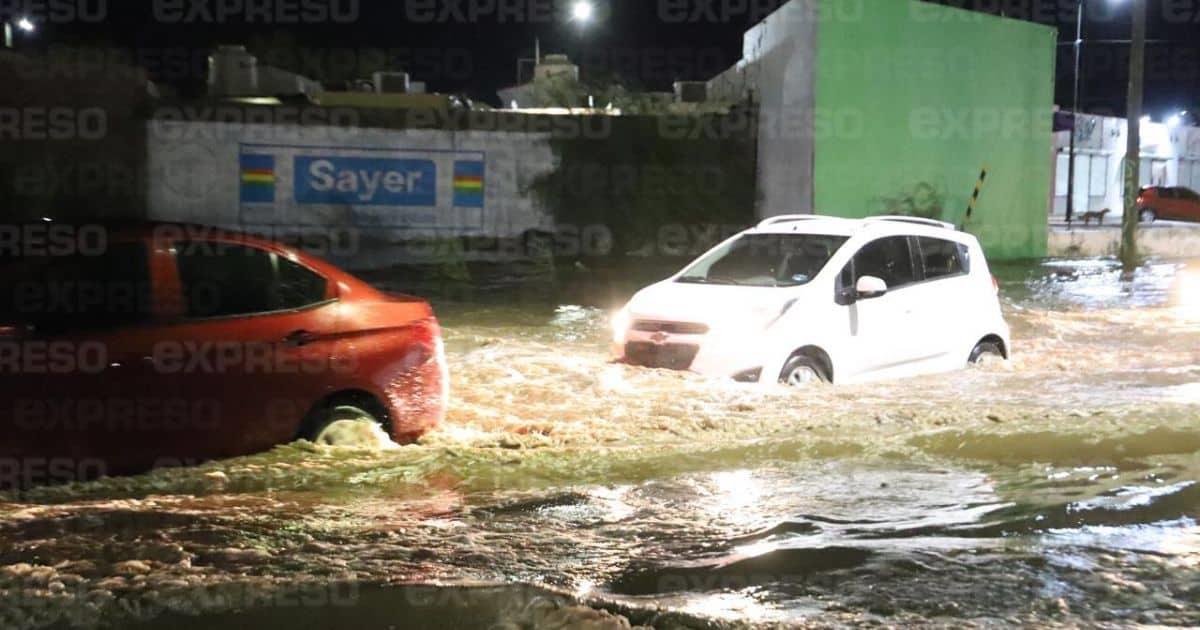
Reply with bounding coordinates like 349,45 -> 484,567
968,342 -> 1005,366
304,404 -> 393,448
1139,208 -> 1157,223
779,355 -> 830,387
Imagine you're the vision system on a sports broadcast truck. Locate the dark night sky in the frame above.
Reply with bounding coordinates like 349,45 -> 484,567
11,0 -> 1200,116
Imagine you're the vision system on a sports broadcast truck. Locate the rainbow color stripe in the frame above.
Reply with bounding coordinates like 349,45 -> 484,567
240,153 -> 276,203
453,160 -> 484,208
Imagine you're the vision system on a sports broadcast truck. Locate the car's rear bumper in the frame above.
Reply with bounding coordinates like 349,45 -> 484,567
380,318 -> 449,441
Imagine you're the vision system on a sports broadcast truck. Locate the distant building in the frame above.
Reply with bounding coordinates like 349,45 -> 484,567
207,45 -> 322,99
1053,113 -> 1200,219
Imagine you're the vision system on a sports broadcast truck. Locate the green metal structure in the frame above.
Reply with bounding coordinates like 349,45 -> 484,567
812,0 -> 1056,259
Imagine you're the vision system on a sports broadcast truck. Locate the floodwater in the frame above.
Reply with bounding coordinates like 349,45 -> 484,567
1,258 -> 1198,629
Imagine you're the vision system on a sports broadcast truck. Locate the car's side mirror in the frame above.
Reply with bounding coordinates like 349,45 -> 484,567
855,276 -> 889,300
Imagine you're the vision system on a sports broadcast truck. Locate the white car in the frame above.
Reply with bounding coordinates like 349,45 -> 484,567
612,216 -> 1010,385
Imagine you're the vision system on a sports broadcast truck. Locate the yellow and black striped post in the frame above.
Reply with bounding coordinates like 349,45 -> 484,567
966,166 -> 989,221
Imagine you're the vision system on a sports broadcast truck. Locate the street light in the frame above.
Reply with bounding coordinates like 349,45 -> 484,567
516,0 -> 596,84
570,0 -> 594,23
3,15 -> 35,48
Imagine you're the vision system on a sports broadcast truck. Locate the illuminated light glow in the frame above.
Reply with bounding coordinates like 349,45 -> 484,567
676,591 -> 785,623
1166,115 -> 1182,128
1172,266 -> 1200,321
571,0 -> 594,22
702,470 -> 767,528
732,540 -> 779,559
16,17 -> 35,32
611,306 -> 631,345
597,364 -> 633,393
589,486 -> 636,521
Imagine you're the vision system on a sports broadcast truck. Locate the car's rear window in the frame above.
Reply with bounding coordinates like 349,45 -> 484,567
175,242 -> 329,318
917,237 -> 969,280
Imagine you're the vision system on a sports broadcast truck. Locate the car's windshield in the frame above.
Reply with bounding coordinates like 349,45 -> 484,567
677,233 -> 848,287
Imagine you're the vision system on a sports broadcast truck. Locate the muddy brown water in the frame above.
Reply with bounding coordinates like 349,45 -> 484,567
1,258 -> 1198,629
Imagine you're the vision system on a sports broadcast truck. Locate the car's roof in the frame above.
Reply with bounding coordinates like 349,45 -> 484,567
84,221 -> 371,287
749,215 -> 970,242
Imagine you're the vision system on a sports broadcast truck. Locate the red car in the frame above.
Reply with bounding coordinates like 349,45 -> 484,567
1138,187 -> 1200,223
0,223 -> 447,486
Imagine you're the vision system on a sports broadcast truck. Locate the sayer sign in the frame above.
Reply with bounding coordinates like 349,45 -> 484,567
294,156 -> 437,206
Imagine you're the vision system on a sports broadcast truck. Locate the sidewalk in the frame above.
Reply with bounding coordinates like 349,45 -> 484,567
1048,218 -> 1200,258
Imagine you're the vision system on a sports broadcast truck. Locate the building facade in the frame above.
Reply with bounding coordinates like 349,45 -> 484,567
1053,114 -> 1200,219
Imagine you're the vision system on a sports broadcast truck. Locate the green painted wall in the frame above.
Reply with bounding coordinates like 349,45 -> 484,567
812,0 -> 1056,259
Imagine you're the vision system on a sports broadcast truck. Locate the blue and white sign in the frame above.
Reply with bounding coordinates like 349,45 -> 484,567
237,143 -> 486,230
294,156 -> 437,206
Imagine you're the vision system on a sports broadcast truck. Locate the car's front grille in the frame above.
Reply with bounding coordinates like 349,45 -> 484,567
631,320 -> 709,335
624,342 -> 701,371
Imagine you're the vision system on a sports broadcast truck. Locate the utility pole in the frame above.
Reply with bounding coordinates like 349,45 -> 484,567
1066,0 -> 1084,225
1120,0 -> 1146,272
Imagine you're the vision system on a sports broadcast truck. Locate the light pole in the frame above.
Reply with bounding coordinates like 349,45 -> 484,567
1120,0 -> 1146,272
3,16 -> 35,48
1066,0 -> 1085,225
1067,0 -> 1130,225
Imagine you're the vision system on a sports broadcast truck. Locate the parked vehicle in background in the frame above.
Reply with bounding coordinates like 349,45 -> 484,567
1138,187 -> 1200,223
612,216 -> 1010,386
0,223 -> 448,484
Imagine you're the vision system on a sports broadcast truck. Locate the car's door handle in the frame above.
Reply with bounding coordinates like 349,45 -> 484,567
283,330 -> 317,347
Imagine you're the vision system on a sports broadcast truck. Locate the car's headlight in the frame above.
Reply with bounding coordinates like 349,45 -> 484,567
611,305 -> 631,345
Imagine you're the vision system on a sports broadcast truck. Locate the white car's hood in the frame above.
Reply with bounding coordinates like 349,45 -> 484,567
626,280 -> 803,330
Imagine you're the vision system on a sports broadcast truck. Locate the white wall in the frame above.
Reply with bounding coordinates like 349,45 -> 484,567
145,120 -> 558,268
1053,115 -> 1200,219
707,0 -> 818,219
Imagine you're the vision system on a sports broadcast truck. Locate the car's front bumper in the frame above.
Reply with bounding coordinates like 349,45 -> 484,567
614,327 -> 770,382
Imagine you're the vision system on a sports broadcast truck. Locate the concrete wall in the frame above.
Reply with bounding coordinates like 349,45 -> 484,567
708,0 -> 818,218
146,119 -> 557,269
812,0 -> 1056,260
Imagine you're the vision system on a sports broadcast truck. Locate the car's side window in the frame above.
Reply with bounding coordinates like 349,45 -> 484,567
276,256 -> 329,310
916,237 -> 967,281
851,236 -> 918,290
0,242 -> 153,334
1179,188 -> 1200,202
175,242 -> 328,319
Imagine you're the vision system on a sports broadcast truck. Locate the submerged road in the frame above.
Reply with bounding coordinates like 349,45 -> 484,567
1,258 -> 1198,629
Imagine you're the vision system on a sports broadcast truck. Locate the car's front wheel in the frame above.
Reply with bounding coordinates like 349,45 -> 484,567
1139,208 -> 1158,223
304,404 -> 393,448
779,355 -> 830,387
968,341 -> 1005,366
